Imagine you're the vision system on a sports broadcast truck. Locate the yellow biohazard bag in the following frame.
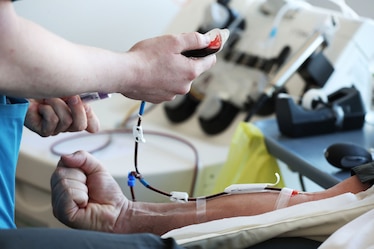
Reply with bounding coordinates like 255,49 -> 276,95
213,121 -> 284,193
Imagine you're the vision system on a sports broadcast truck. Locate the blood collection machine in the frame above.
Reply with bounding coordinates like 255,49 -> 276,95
165,0 -> 374,135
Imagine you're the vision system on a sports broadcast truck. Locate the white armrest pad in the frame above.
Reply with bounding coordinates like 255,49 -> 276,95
162,186 -> 374,249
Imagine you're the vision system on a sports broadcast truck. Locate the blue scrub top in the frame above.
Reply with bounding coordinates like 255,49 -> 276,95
3,0 -> 28,228
0,96 -> 29,228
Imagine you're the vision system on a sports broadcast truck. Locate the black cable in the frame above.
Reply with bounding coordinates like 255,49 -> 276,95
298,173 -> 307,192
244,93 -> 271,122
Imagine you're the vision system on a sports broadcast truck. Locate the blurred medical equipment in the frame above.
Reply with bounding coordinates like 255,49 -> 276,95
276,86 -> 366,137
164,0 -> 374,135
324,142 -> 373,170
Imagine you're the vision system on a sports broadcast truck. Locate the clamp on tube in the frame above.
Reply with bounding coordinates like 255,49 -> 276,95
224,173 -> 281,194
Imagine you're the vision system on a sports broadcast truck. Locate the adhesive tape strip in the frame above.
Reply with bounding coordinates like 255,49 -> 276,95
274,187 -> 294,210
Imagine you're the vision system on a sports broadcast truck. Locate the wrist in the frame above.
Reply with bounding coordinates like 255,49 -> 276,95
112,199 -> 133,234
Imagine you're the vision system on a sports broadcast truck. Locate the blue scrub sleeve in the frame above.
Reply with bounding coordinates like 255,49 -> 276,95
0,97 -> 29,228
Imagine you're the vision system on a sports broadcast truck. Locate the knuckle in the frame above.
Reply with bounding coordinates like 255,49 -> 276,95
61,116 -> 73,128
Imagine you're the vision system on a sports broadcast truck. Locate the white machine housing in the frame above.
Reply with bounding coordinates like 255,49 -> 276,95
166,0 -> 374,134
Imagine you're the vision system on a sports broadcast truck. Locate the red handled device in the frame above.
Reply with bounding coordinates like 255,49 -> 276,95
182,29 -> 229,58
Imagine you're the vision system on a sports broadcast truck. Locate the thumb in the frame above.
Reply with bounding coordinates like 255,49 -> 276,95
59,150 -> 103,176
83,104 -> 100,133
181,32 -> 211,52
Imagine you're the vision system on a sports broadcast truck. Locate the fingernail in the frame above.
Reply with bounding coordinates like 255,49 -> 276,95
63,153 -> 75,158
67,96 -> 79,105
204,34 -> 211,44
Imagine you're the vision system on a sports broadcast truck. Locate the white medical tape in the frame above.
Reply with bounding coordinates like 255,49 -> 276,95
274,187 -> 294,210
196,197 -> 207,223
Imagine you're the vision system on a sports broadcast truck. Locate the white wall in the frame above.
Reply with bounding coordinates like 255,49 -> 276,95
13,0 -> 185,51
311,0 -> 374,19
13,0 -> 374,53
